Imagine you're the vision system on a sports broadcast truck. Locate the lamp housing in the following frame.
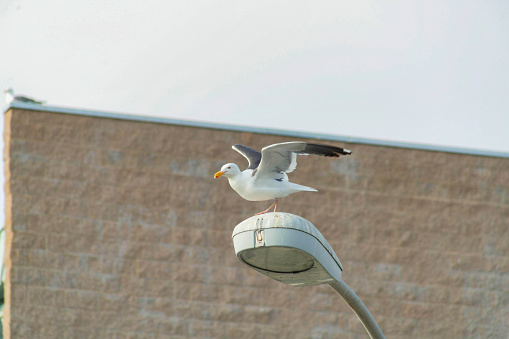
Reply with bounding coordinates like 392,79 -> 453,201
232,212 -> 342,286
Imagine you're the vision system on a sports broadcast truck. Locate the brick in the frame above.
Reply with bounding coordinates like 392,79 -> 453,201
134,223 -> 172,243
65,290 -> 102,310
27,287 -> 62,307
27,249 -> 65,269
47,233 -> 72,252
10,284 -> 27,306
135,260 -> 173,279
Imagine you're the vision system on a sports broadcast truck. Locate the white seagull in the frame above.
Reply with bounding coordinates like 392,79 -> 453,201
214,141 -> 351,215
4,88 -> 45,106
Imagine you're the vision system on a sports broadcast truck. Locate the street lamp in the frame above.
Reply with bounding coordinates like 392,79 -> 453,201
232,212 -> 385,339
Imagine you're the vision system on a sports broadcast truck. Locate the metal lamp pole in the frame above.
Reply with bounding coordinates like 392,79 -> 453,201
329,279 -> 384,338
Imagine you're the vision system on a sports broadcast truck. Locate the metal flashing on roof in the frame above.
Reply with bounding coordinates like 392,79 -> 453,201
5,101 -> 509,159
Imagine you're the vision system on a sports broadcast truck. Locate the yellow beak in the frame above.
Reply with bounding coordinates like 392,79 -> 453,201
214,171 -> 225,179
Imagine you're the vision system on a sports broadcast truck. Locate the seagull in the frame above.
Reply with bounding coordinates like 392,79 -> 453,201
214,141 -> 351,215
4,88 -> 45,106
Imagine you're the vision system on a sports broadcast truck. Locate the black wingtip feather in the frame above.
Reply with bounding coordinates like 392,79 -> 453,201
305,143 -> 352,157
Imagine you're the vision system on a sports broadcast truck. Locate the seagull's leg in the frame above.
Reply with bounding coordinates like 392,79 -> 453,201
255,202 -> 276,215
273,199 -> 279,212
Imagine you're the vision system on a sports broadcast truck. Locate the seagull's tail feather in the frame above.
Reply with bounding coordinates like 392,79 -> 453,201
288,182 -> 318,193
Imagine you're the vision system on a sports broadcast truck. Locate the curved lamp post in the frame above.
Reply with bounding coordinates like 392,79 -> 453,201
232,212 -> 385,339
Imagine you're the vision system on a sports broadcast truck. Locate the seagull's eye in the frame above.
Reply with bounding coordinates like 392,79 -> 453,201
227,166 -> 231,169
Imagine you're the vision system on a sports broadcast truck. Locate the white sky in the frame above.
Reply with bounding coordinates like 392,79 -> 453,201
1,0 -> 509,152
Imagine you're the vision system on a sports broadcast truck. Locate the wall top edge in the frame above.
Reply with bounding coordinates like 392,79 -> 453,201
6,102 -> 509,159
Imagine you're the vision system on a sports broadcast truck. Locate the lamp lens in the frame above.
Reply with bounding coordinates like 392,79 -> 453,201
240,247 -> 314,273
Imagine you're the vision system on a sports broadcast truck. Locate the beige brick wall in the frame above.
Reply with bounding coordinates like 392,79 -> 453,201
3,107 -> 509,338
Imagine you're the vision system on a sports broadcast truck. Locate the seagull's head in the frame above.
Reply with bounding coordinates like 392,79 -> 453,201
214,163 -> 240,179
4,88 -> 14,95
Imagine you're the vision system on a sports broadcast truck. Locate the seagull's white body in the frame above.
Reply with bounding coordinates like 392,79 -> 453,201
4,90 -> 14,106
215,141 -> 351,214
223,163 -> 316,202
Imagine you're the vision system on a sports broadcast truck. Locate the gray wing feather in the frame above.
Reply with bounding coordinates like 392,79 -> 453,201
232,144 -> 262,170
255,141 -> 351,180
15,95 -> 44,104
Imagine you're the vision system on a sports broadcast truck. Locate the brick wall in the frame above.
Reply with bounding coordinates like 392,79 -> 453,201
3,107 -> 509,338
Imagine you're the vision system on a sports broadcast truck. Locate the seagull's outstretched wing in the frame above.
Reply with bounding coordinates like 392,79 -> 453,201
15,95 -> 44,104
255,141 -> 351,180
232,144 -> 262,170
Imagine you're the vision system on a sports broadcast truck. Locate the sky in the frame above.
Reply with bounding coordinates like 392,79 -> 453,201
1,0 -> 509,153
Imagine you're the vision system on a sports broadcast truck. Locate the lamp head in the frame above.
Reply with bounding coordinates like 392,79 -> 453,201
232,213 -> 342,286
